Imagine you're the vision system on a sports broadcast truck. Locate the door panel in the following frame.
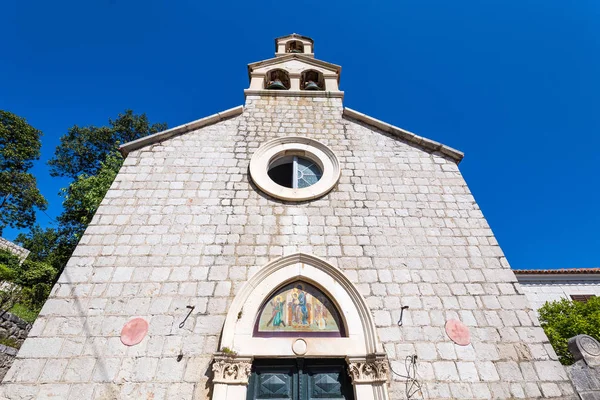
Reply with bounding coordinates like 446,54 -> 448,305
247,359 -> 354,400
248,361 -> 297,400
304,360 -> 354,400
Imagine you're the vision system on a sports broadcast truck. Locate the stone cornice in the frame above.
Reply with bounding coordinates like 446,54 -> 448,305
247,54 -> 342,79
119,105 -> 244,156
343,108 -> 464,164
244,89 -> 344,99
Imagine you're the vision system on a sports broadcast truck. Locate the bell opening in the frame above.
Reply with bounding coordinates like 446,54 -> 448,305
286,40 -> 305,54
265,69 -> 290,90
301,70 -> 324,91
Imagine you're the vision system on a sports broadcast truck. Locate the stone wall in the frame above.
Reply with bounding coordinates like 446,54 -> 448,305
519,279 -> 600,311
0,344 -> 18,381
0,311 -> 32,347
0,96 -> 576,399
0,238 -> 29,263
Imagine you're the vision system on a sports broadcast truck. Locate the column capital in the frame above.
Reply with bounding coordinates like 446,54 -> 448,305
346,353 -> 390,384
212,353 -> 253,385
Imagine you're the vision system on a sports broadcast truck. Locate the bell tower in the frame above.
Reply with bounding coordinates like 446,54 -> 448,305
275,33 -> 314,57
245,34 -> 343,97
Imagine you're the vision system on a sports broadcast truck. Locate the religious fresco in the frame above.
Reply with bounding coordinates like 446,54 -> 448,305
255,282 -> 344,337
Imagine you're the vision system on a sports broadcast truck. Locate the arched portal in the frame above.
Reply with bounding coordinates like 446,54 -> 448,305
212,253 -> 390,400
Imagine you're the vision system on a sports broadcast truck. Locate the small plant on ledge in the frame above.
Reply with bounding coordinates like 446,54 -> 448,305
220,347 -> 238,357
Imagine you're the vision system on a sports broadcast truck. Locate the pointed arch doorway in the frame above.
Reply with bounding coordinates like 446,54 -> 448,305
211,253 -> 390,400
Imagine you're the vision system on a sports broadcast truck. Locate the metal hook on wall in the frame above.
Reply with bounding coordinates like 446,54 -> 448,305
397,305 -> 409,326
179,305 -> 195,328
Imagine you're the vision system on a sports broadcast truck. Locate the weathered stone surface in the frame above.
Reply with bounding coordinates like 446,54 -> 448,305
0,345 -> 18,381
0,312 -> 32,347
567,335 -> 600,400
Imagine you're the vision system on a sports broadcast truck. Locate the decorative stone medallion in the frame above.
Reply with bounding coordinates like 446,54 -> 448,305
120,317 -> 148,346
581,335 -> 600,356
445,319 -> 470,346
568,334 -> 600,367
292,339 -> 307,355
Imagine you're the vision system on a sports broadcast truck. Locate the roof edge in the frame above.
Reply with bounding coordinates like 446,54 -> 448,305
248,54 -> 342,75
514,268 -> 600,275
342,108 -> 464,164
119,105 -> 244,156
274,33 -> 314,44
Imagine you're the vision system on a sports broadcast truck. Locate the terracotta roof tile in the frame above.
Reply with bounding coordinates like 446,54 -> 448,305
513,268 -> 600,275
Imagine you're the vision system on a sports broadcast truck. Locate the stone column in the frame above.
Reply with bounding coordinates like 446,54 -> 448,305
211,354 -> 253,400
347,354 -> 390,400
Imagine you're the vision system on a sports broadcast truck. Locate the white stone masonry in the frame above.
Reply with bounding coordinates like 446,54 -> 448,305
0,95 -> 576,399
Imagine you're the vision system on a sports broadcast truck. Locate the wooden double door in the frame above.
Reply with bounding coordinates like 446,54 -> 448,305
246,359 -> 355,400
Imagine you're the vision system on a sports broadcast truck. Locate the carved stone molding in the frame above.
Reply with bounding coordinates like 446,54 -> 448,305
212,354 -> 253,385
347,354 -> 390,384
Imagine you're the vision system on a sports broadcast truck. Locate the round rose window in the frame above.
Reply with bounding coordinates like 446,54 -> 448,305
250,137 -> 340,201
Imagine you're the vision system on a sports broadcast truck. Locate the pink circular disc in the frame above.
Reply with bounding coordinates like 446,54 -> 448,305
120,318 -> 149,346
445,319 -> 471,346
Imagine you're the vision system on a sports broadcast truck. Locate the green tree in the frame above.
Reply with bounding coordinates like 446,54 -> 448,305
15,226 -> 69,277
58,151 -> 123,242
48,110 -> 167,178
18,111 -> 166,280
0,111 -> 47,235
0,249 -> 55,312
538,297 -> 600,365
8,111 -> 166,320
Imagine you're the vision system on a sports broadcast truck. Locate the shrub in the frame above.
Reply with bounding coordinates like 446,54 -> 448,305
538,296 -> 600,365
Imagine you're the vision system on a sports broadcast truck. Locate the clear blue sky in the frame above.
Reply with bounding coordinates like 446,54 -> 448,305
1,0 -> 599,270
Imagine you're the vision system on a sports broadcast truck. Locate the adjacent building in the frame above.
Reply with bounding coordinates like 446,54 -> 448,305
515,269 -> 600,311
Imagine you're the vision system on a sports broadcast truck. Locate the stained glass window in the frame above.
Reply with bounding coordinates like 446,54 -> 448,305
254,281 -> 344,337
268,156 -> 322,189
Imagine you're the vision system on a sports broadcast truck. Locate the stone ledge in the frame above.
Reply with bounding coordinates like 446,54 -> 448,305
119,105 -> 244,156
244,89 -> 344,98
342,108 -> 464,164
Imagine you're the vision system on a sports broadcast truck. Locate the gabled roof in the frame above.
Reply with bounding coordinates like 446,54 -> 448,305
118,105 -> 464,164
274,33 -> 314,45
119,106 -> 243,156
247,54 -> 341,80
343,108 -> 464,163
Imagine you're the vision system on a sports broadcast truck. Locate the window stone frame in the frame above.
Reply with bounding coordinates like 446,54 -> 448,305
249,137 -> 340,201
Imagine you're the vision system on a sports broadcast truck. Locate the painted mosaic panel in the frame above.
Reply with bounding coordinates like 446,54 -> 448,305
255,282 -> 343,336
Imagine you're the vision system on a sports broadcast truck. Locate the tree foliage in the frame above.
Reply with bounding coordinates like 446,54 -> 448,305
0,111 -> 47,234
48,110 -> 167,178
4,110 -> 166,321
538,297 -> 600,365
15,111 -> 166,282
0,249 -> 56,312
58,151 -> 123,241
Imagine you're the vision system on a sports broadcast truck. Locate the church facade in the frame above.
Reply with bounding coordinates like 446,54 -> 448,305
1,35 -> 577,399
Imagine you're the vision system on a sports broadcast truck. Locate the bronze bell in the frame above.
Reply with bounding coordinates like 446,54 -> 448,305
290,49 -> 303,53
304,81 -> 321,91
267,80 -> 287,90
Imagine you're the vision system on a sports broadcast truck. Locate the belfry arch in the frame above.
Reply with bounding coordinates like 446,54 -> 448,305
213,253 -> 390,400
